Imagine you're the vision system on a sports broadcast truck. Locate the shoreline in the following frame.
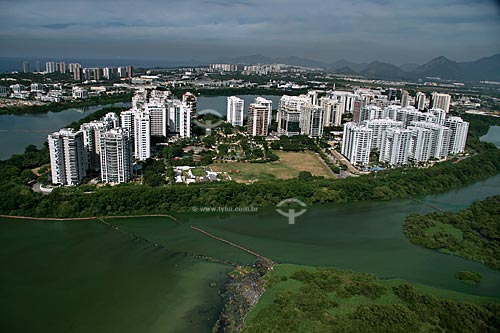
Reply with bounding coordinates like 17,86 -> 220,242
0,214 -> 178,222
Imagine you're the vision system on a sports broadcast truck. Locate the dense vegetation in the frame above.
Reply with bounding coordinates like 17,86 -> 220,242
0,93 -> 132,115
243,265 -> 500,333
404,195 -> 500,270
455,271 -> 483,285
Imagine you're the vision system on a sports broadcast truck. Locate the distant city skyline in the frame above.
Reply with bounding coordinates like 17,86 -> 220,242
1,0 -> 499,65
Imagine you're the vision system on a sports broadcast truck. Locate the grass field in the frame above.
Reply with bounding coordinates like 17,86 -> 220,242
210,151 -> 333,183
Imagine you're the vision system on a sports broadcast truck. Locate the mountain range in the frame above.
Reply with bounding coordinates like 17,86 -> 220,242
213,53 -> 500,81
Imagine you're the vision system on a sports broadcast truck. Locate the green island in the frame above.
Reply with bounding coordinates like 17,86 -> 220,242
404,195 -> 500,270
455,271 -> 483,285
241,264 -> 500,333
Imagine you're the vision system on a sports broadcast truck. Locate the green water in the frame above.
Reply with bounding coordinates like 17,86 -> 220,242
0,219 -> 230,333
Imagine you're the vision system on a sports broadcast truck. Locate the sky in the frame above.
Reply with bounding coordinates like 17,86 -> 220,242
0,0 -> 499,65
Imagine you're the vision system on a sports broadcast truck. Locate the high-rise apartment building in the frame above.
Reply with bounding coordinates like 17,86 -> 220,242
363,119 -> 403,151
48,128 -> 86,185
254,97 -> 273,124
182,92 -> 197,115
379,128 -> 412,166
407,126 -> 433,163
145,103 -> 167,137
227,96 -> 244,127
45,61 -> 56,73
99,128 -> 133,184
431,92 -> 451,113
22,61 -> 30,73
341,122 -> 373,166
401,90 -> 409,107
80,120 -> 110,171
416,92 -> 426,111
411,121 -> 451,159
134,112 -> 151,160
445,116 -> 469,154
247,103 -> 270,136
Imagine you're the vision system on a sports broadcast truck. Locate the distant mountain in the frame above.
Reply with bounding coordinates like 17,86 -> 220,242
460,53 -> 500,81
330,59 -> 368,72
212,54 -> 327,68
399,63 -> 420,72
211,52 -> 500,81
411,54 -> 500,81
360,61 -> 407,79
334,66 -> 359,76
412,56 -> 463,80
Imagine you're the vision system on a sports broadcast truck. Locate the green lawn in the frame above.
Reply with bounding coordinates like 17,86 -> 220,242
211,151 -> 334,183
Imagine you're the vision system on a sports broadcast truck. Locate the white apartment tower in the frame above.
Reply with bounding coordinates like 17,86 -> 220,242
407,126 -> 433,163
416,92 -> 426,111
300,105 -> 325,137
363,119 -> 404,151
445,117 -> 469,154
227,96 -> 244,127
379,128 -> 412,166
411,121 -> 451,159
48,128 -> 86,185
168,100 -> 191,138
342,122 -> 373,166
80,120 -> 110,171
134,112 -> 151,160
146,103 -> 167,137
99,128 -> 133,184
431,92 -> 451,113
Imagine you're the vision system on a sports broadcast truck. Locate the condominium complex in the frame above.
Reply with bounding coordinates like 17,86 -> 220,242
277,94 -> 325,137
48,128 -> 86,185
227,96 -> 244,127
342,101 -> 468,166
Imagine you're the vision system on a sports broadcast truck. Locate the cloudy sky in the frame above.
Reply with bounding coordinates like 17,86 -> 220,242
0,0 -> 499,65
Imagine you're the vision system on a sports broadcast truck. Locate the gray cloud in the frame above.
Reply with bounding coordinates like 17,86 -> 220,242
0,0 -> 499,64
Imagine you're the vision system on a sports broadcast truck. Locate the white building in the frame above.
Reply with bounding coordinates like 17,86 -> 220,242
320,97 -> 342,127
341,122 -> 373,166
408,126 -> 433,163
363,119 -> 403,151
379,128 -> 412,166
134,112 -> 151,160
145,103 -> 167,137
411,121 -> 451,159
30,83 -> 43,92
168,100 -> 191,138
99,128 -> 133,184
80,120 -> 110,171
45,61 -> 56,73
227,96 -> 244,127
48,128 -> 86,185
300,104 -> 324,137
103,112 -> 120,128
416,92 -> 426,111
445,117 -> 469,154
247,103 -> 270,136
431,92 -> 451,113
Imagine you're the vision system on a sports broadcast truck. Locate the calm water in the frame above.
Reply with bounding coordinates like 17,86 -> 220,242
0,102 -> 130,160
481,125 -> 500,147
197,95 -> 281,116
